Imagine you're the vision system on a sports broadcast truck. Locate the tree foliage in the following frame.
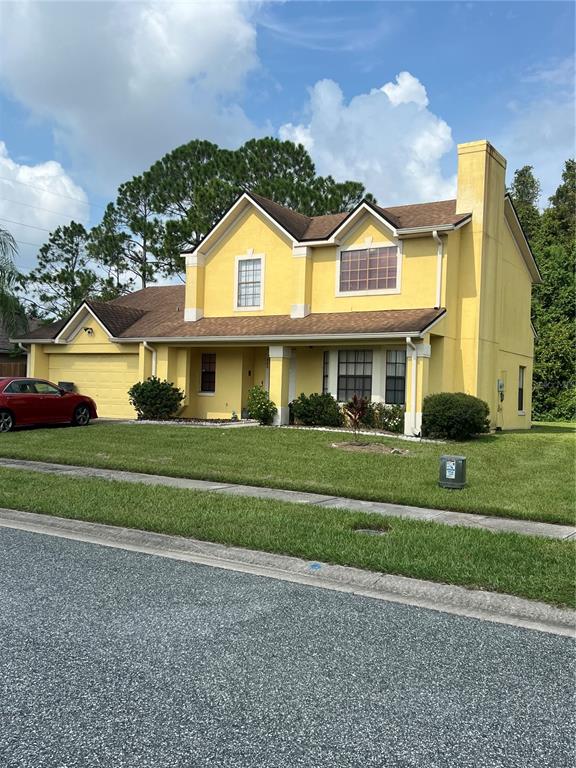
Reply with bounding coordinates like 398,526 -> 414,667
509,160 -> 576,420
89,174 -> 168,290
22,221 -> 100,319
0,228 -> 28,340
147,136 -> 374,269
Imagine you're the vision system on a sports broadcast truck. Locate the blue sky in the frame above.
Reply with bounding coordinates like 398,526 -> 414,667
0,1 -> 574,270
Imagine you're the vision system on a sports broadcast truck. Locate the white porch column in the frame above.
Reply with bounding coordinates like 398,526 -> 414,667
268,345 -> 292,425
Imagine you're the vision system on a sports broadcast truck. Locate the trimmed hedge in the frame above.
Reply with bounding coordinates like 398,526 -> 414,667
422,392 -> 490,440
128,377 -> 184,420
290,392 -> 343,427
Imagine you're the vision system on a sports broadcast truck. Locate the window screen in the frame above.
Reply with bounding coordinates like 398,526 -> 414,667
339,246 -> 397,292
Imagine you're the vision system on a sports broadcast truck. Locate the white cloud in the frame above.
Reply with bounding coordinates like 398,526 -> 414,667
0,1 -> 260,195
381,71 -> 429,109
0,142 -> 89,271
280,74 -> 455,205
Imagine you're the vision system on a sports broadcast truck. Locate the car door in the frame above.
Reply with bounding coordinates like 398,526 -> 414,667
33,380 -> 71,423
2,379 -> 44,424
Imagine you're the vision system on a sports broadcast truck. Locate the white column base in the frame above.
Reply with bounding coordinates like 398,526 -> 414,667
290,304 -> 310,318
403,411 -> 422,436
184,307 -> 203,322
273,406 -> 290,426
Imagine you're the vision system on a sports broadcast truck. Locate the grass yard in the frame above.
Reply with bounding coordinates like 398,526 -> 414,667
0,467 -> 573,607
0,421 -> 574,525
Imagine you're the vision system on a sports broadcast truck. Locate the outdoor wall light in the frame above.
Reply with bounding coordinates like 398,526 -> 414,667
83,327 -> 94,336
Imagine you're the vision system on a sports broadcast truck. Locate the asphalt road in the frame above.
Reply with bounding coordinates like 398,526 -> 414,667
0,527 -> 573,768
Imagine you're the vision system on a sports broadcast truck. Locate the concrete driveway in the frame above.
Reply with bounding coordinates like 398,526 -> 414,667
0,526 -> 573,768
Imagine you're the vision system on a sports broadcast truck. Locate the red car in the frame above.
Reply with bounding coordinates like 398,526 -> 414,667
0,377 -> 98,432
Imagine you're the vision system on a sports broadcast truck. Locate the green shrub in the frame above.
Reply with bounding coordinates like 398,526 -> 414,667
128,377 -> 184,420
247,384 -> 277,425
290,392 -> 343,427
362,402 -> 405,433
549,387 -> 576,421
421,392 -> 490,440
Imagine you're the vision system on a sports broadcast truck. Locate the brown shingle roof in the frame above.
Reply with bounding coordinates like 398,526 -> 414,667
120,305 -> 444,340
15,287 -> 445,341
85,300 -> 145,337
248,192 -> 470,242
15,318 -> 67,341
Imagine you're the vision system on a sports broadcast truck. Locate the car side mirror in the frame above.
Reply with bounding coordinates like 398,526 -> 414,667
59,388 -> 67,396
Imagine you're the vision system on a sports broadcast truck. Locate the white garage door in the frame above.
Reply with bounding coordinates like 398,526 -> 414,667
48,354 -> 139,419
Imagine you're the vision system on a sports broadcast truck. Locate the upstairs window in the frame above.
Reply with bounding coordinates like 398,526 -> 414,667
200,353 -> 216,393
337,350 -> 372,401
236,257 -> 262,309
339,246 -> 398,293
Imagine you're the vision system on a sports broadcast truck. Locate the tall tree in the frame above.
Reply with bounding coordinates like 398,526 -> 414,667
147,137 -> 375,269
511,159 -> 576,420
90,174 -> 166,289
0,228 -> 28,339
508,165 -> 541,244
23,222 -> 98,318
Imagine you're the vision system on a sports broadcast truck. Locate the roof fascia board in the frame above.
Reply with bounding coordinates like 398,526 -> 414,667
9,338 -> 56,344
397,217 -> 471,236
114,328 -> 439,344
504,195 -> 542,283
54,303 -> 113,344
191,192 -> 296,258
328,201 -> 398,241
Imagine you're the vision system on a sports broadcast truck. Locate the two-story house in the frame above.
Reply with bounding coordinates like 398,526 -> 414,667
16,140 -> 541,434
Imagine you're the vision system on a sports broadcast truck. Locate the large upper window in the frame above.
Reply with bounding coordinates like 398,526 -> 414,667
337,350 -> 372,401
236,257 -> 262,308
339,246 -> 398,293
385,350 -> 406,405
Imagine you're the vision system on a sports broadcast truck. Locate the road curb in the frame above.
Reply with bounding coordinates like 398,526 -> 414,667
0,507 -> 574,637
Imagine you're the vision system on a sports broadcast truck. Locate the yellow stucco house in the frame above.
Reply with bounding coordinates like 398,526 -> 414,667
18,140 -> 540,435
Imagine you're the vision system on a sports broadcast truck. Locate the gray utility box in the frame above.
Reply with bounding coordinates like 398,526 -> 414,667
439,455 -> 466,489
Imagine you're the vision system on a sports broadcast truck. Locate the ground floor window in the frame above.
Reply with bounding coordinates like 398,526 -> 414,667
337,350 -> 372,401
385,350 -> 406,405
200,353 -> 216,392
518,366 -> 526,411
322,351 -> 329,394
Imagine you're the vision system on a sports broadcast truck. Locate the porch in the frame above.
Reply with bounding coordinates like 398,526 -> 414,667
146,339 -> 435,436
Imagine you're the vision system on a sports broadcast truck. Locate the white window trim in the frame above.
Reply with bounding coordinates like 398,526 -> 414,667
234,252 -> 265,312
335,240 -> 402,297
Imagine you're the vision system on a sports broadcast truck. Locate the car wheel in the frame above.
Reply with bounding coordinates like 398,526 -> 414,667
0,410 -> 14,433
72,404 -> 91,427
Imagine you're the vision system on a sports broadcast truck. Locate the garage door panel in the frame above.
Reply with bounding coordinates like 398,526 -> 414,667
48,354 -> 138,419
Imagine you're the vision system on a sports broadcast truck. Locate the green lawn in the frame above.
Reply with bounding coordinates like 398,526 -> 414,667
0,421 -> 574,525
0,467 -> 573,607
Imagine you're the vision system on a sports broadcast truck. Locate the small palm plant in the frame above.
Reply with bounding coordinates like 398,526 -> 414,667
344,394 -> 368,441
0,228 -> 28,340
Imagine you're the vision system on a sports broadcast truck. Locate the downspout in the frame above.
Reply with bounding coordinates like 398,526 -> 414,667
432,229 -> 443,309
143,341 -> 157,378
406,336 -> 417,436
18,343 -> 30,377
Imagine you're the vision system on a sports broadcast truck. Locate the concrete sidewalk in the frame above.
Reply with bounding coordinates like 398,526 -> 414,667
1,456 -> 574,540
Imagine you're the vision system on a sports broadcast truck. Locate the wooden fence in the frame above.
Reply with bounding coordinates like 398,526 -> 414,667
0,360 -> 27,377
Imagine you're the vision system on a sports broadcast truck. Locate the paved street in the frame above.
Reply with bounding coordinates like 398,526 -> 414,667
0,527 -> 574,768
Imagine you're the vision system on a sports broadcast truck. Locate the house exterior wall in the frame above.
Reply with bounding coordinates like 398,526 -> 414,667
25,140 -> 537,432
